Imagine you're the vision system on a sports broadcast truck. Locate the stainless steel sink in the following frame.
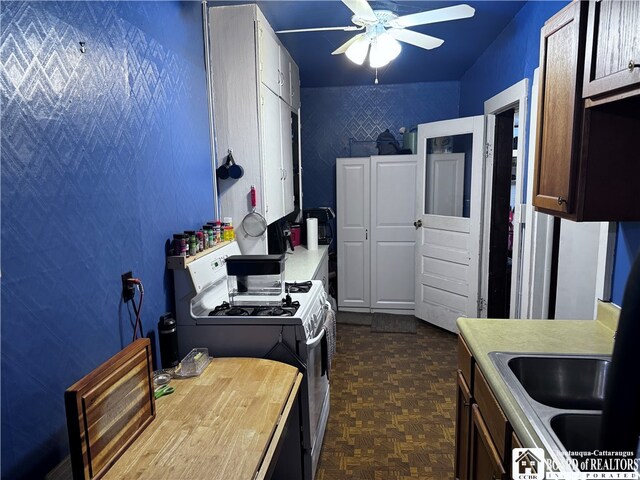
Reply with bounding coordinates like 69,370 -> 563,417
508,356 -> 610,410
550,413 -> 602,453
490,352 -> 611,472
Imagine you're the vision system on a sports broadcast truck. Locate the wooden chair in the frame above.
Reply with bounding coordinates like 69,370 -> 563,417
64,338 -> 156,480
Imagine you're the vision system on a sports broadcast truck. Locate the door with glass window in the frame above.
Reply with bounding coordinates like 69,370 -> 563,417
414,116 -> 486,333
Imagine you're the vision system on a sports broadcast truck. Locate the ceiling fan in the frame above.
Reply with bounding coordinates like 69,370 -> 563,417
276,0 -> 475,69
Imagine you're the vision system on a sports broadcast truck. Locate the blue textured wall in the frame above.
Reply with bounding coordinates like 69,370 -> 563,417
459,1 -> 568,117
301,81 -> 460,212
1,2 -> 214,477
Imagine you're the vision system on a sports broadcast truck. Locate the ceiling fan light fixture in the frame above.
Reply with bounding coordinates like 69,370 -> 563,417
345,35 -> 371,65
369,32 -> 401,68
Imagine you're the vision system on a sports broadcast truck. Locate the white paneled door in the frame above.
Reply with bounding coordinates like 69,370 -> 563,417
414,116 -> 486,333
337,158 -> 370,309
370,156 -> 417,311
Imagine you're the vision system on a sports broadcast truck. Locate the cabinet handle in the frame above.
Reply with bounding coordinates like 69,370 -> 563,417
413,219 -> 423,229
557,196 -> 567,206
365,229 -> 368,240
629,60 -> 640,72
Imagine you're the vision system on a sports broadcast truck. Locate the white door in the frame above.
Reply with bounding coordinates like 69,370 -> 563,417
337,158 -> 370,310
370,155 -> 417,311
260,85 -> 284,224
414,116 -> 486,333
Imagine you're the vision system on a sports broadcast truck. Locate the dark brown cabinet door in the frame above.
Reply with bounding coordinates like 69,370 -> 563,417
469,405 -> 506,480
455,371 -> 472,480
533,1 -> 587,215
583,0 -> 640,98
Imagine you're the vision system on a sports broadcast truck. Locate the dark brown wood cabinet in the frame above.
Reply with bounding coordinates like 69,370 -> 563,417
470,405 -> 507,480
455,336 -> 512,480
533,1 -> 640,221
455,372 -> 472,480
456,337 -> 474,480
583,0 -> 640,99
533,1 -> 587,216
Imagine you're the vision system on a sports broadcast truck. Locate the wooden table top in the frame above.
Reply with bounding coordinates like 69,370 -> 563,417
103,357 -> 301,480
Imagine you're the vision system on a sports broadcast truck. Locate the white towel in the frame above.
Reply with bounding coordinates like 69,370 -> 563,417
323,307 -> 336,378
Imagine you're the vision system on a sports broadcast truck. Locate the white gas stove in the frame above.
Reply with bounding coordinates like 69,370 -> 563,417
172,241 -> 330,480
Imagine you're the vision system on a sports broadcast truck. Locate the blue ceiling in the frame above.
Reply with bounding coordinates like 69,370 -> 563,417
211,1 -> 527,87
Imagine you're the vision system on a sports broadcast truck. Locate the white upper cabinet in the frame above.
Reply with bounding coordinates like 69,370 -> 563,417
209,4 -> 300,252
257,11 -> 300,109
279,48 -> 291,106
257,18 -> 281,97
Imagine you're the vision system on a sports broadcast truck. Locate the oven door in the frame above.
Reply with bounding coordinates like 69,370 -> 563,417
305,322 -> 330,458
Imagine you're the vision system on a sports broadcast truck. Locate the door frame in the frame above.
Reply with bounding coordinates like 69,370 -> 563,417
481,79 -> 528,318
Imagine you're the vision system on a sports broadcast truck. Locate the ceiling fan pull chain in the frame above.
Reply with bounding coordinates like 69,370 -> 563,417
374,68 -> 379,84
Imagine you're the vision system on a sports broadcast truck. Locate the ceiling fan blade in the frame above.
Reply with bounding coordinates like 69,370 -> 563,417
276,26 -> 361,34
388,29 -> 444,50
390,4 -> 475,28
331,33 -> 366,55
342,0 -> 377,22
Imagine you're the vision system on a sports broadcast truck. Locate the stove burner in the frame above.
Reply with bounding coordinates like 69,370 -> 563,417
208,302 -> 251,317
286,281 -> 312,294
209,302 -> 231,316
255,306 -> 295,317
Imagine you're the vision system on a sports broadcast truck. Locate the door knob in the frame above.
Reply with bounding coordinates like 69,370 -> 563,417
413,219 -> 423,229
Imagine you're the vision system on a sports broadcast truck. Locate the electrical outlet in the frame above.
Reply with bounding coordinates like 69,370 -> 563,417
121,271 -> 134,302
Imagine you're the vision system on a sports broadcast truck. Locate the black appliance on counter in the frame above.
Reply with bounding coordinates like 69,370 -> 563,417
302,207 -> 335,246
267,221 -> 294,255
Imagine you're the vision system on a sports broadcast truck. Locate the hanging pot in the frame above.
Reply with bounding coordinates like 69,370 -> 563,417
217,150 -> 244,180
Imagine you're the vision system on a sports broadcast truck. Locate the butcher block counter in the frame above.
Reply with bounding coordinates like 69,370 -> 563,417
103,357 -> 302,480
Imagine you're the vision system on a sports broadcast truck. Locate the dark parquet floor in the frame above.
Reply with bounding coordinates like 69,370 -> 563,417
315,320 -> 458,480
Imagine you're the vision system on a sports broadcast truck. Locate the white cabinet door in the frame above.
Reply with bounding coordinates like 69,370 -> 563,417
257,20 -> 280,96
281,100 -> 295,216
260,85 -> 284,223
337,158 -> 370,310
370,156 -> 417,311
279,49 -> 291,106
290,60 -> 301,110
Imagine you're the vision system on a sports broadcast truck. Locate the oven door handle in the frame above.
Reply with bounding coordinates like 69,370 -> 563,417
306,327 -> 325,348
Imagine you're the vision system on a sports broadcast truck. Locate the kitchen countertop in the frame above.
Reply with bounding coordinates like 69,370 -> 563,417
103,358 -> 302,480
284,245 -> 329,282
457,317 -> 615,450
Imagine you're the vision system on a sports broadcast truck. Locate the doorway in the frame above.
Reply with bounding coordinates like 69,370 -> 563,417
481,79 -> 528,319
487,109 -> 518,318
